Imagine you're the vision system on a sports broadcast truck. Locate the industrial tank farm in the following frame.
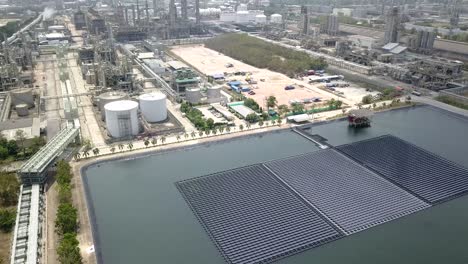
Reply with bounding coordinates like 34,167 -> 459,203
104,100 -> 139,138
139,92 -> 167,122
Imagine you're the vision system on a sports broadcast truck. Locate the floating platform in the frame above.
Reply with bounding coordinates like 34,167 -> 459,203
337,135 -> 468,204
176,165 -> 343,264
265,149 -> 430,235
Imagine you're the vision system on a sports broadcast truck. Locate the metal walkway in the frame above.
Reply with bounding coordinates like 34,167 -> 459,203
19,126 -> 79,184
10,184 -> 43,264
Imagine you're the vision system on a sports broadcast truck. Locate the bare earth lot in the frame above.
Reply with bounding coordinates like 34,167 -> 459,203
171,45 -> 337,107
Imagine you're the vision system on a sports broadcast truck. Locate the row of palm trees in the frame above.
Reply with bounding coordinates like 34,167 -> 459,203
74,118 -> 284,161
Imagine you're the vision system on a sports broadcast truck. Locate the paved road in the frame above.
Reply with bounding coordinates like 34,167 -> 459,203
413,96 -> 468,117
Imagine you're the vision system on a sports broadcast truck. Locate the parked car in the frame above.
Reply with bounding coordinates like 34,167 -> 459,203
285,85 -> 295,90
248,91 -> 256,95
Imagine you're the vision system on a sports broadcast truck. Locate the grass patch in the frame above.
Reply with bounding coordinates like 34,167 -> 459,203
205,33 -> 327,77
436,95 -> 468,110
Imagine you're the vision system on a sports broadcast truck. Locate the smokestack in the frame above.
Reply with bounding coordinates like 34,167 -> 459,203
153,0 -> 157,15
145,0 -> 149,21
125,7 -> 129,24
169,0 -> 176,26
195,0 -> 200,24
181,0 -> 188,21
136,0 -> 141,23
132,5 -> 136,25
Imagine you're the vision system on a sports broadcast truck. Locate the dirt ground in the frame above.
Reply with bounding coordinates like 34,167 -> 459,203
171,45 -> 337,107
0,231 -> 12,263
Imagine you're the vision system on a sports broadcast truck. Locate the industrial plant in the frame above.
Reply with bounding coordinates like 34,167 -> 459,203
1,0 -> 468,264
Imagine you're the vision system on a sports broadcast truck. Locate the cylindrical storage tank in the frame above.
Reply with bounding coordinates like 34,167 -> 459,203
98,91 -> 127,119
236,11 -> 249,23
10,88 -> 34,108
186,88 -> 202,104
104,100 -> 139,138
255,14 -> 267,24
15,103 -> 29,116
207,86 -> 221,99
270,14 -> 282,24
139,92 -> 167,122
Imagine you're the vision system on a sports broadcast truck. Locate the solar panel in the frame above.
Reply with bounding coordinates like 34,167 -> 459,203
265,149 -> 429,235
337,135 -> 468,204
176,165 -> 342,264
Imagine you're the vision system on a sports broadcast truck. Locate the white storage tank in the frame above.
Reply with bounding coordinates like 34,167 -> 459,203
271,14 -> 282,24
236,11 -> 249,23
10,88 -> 34,108
15,104 -> 29,116
220,12 -> 236,22
139,92 -> 167,122
207,86 -> 222,99
238,4 -> 247,11
97,91 -> 127,119
255,14 -> 267,24
186,88 -> 202,104
104,100 -> 139,138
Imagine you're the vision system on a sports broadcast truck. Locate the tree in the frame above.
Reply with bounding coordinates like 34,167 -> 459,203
335,100 -> 343,109
58,184 -> 72,204
151,138 -> 157,146
0,172 -> 19,206
161,136 -> 166,144
57,233 -> 83,264
212,129 -> 217,135
184,133 -> 189,140
292,103 -> 304,114
127,143 -> 133,150
15,129 -> 27,156
110,147 -> 116,154
245,113 -> 259,123
239,124 -> 244,131
206,118 -> 215,129
191,131 -> 196,138
372,103 -> 377,108
259,120 -> 264,127
244,98 -> 260,112
226,126 -> 231,133
30,136 -> 46,154
92,148 -> 100,156
73,152 -> 81,161
144,139 -> 150,147
176,135 -> 181,141
118,144 -> 124,151
219,127 -> 225,133
261,111 -> 269,121
0,146 -> 9,160
82,151 -> 89,158
0,208 -> 16,232
278,104 -> 290,116
56,160 -> 72,186
55,203 -> 78,234
327,98 -> 336,109
267,96 -> 277,108
362,95 -> 373,104
205,129 -> 211,136
6,140 -> 18,156
198,131 -> 204,137
272,120 -> 276,125
82,139 -> 92,151
277,118 -> 283,125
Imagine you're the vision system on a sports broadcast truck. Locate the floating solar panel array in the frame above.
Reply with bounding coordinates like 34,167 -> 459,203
337,135 -> 468,204
176,165 -> 343,264
265,149 -> 430,235
177,134 -> 468,264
